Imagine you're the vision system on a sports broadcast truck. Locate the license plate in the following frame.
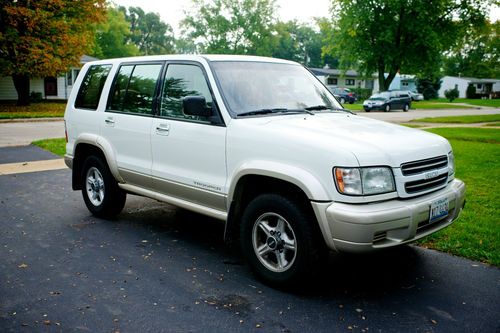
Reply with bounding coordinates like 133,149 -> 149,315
429,198 -> 449,222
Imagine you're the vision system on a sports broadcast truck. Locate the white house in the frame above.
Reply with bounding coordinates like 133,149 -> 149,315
372,73 -> 417,92
309,67 -> 375,91
439,76 -> 500,98
0,55 -> 98,101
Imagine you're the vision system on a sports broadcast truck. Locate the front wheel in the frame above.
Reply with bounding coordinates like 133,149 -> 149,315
240,194 -> 323,286
81,155 -> 126,218
340,97 -> 346,104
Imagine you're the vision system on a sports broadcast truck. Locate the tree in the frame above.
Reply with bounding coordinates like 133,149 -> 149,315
0,0 -> 106,105
272,21 -> 324,67
120,7 -> 175,55
443,21 -> 500,78
416,76 -> 441,100
180,0 -> 277,55
323,0 -> 489,91
92,7 -> 139,59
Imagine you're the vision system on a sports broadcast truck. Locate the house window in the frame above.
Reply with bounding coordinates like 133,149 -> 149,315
455,84 -> 458,90
327,77 -> 337,85
66,69 -> 80,86
402,82 -> 408,86
345,79 -> 355,86
477,84 -> 482,89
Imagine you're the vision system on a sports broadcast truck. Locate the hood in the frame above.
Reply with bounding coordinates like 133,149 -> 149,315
235,112 -> 450,167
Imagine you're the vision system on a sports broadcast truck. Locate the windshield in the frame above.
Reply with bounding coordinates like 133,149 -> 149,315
370,92 -> 390,100
210,61 -> 342,116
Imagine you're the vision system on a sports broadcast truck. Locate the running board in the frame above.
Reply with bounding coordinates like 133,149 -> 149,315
118,183 -> 228,221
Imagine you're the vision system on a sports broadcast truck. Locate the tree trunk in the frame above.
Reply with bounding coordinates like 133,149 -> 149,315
378,64 -> 387,91
12,74 -> 31,106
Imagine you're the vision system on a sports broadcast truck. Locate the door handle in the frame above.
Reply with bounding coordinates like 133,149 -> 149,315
155,123 -> 170,135
105,117 -> 115,126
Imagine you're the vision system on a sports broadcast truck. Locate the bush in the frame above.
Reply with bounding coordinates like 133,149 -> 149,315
29,91 -> 43,103
351,87 -> 372,100
466,84 -> 477,99
416,77 -> 441,100
444,88 -> 459,102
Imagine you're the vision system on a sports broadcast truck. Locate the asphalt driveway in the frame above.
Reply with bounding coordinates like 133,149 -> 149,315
0,146 -> 499,332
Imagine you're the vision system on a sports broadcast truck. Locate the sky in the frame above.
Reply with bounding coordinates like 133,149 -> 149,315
112,0 -> 499,36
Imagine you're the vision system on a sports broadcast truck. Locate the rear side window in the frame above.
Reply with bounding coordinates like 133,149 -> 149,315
75,65 -> 112,110
107,63 -> 163,115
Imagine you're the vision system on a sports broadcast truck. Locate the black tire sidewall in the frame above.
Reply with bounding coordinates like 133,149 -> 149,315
240,194 -> 320,286
81,155 -> 125,218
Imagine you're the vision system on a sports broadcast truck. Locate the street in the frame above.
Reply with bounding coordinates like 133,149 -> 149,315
0,145 -> 499,332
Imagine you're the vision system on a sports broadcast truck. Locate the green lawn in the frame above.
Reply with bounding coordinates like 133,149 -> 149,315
0,103 -> 65,119
435,98 -> 500,108
343,103 -> 363,111
410,101 -> 472,109
32,138 -> 66,156
411,114 -> 500,124
31,127 -> 500,265
485,122 -> 500,127
418,127 -> 500,265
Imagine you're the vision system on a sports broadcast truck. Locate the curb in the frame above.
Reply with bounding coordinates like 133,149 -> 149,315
0,117 -> 64,124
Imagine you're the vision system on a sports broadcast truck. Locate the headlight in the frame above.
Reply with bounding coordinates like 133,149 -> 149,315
448,151 -> 455,175
334,167 -> 395,196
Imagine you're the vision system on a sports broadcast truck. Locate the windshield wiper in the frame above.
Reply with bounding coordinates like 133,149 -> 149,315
238,108 -> 314,117
305,105 -> 355,114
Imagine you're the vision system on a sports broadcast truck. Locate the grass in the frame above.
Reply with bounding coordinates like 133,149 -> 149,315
0,103 -> 65,119
343,103 -> 363,111
31,138 -> 66,156
435,98 -> 500,108
485,122 -> 500,127
410,101 -> 472,109
31,127 -> 500,265
410,114 -> 500,124
418,127 -> 500,266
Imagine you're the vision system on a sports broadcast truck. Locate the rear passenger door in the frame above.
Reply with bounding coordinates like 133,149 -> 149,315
102,62 -> 164,187
150,62 -> 227,211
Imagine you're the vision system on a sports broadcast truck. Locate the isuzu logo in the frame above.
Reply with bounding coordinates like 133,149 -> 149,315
424,170 -> 439,179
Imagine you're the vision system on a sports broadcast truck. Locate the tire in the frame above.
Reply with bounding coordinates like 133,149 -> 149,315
403,103 -> 409,112
364,108 -> 370,112
340,97 -> 345,104
384,104 -> 391,112
81,155 -> 126,218
240,193 -> 323,287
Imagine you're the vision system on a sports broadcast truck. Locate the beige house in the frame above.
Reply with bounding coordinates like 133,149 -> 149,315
309,67 -> 375,91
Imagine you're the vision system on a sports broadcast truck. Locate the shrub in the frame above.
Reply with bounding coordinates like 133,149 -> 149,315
444,88 -> 459,102
29,91 -> 43,103
351,87 -> 372,100
466,84 -> 477,99
416,77 -> 441,100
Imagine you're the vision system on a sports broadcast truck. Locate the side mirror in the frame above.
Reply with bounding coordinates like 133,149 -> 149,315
183,96 -> 211,117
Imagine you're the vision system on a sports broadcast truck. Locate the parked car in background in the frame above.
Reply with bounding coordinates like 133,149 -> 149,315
407,90 -> 424,101
328,87 -> 357,104
363,91 -> 412,112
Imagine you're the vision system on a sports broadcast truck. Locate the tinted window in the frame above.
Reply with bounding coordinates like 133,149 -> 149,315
107,63 -> 162,115
160,64 -> 213,121
75,65 -> 112,110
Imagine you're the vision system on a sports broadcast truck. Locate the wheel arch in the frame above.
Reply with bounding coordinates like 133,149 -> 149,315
224,165 -> 329,245
71,134 -> 122,190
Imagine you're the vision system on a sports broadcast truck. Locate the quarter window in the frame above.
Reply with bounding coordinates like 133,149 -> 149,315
107,63 -> 163,115
75,65 -> 112,110
160,64 -> 213,122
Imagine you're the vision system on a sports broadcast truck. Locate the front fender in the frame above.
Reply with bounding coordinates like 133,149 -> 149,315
227,160 -> 330,202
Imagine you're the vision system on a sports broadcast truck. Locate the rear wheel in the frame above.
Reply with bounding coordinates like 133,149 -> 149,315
403,103 -> 409,112
81,155 -> 126,218
240,194 -> 323,287
384,104 -> 391,112
340,97 -> 346,104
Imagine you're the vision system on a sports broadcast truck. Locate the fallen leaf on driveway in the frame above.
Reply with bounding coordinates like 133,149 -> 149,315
18,263 -> 28,268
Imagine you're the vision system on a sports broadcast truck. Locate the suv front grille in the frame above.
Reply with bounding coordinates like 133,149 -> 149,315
401,155 -> 448,176
404,173 -> 448,194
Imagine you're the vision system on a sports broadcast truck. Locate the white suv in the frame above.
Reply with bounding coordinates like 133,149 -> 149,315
64,55 -> 466,286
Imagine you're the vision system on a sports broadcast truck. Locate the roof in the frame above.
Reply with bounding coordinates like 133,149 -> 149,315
80,55 -> 100,63
309,68 -> 360,77
443,76 -> 499,84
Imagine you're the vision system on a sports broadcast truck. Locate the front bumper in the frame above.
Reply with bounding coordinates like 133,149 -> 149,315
363,103 -> 386,111
311,179 -> 466,252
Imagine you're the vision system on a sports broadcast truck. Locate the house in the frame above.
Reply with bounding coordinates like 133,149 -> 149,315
372,73 -> 417,92
439,76 -> 500,98
309,67 -> 375,91
0,55 -> 98,101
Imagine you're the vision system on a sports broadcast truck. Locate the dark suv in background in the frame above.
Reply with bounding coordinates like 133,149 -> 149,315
328,87 -> 357,104
363,91 -> 412,112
